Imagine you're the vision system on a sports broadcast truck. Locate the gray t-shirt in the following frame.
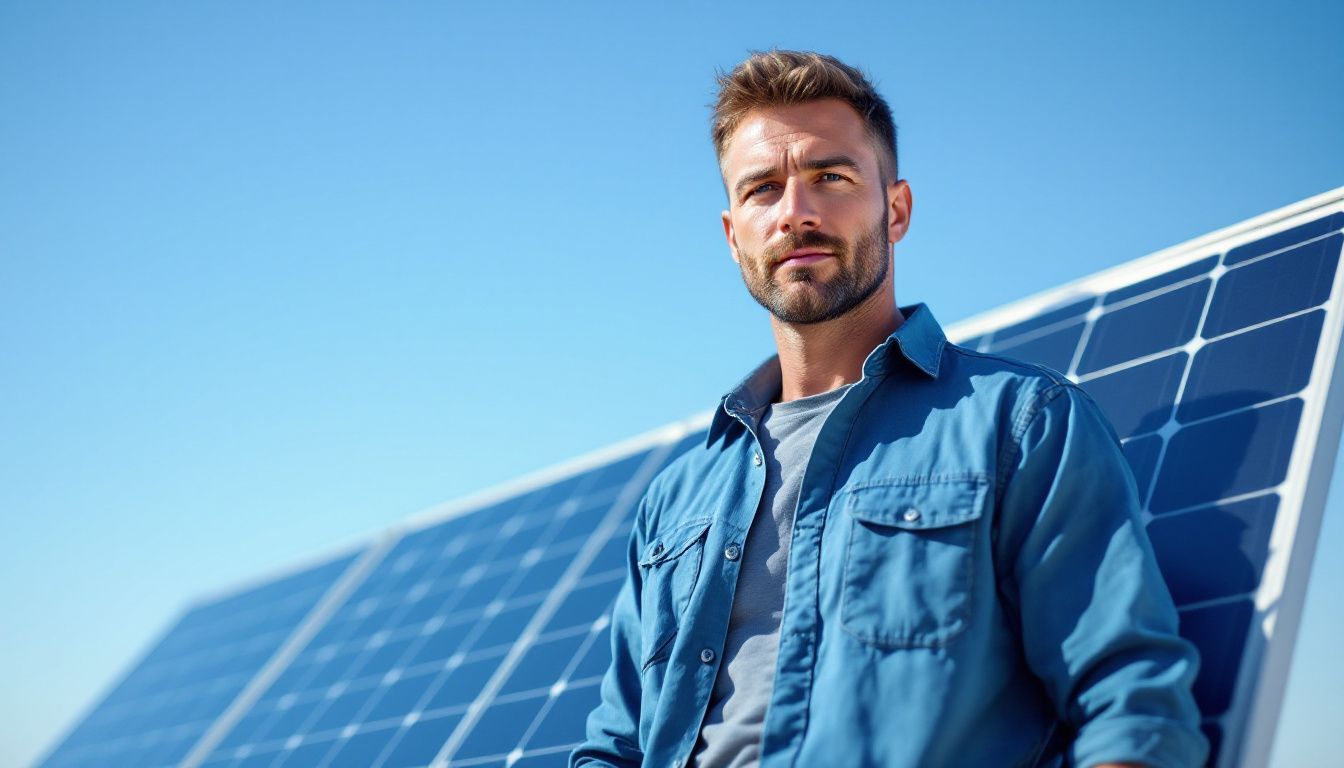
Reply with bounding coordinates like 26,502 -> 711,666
693,383 -> 852,768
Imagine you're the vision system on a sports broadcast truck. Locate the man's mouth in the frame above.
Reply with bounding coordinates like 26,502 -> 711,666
776,250 -> 833,268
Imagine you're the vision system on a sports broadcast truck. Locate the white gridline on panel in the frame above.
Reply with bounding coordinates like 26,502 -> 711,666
360,477 -> 637,767
212,473 -> 644,768
427,437 -> 686,766
260,506 -> 549,736
437,559 -> 626,764
179,542 -> 398,768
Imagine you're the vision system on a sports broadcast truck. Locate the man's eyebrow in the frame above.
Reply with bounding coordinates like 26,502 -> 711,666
732,155 -> 864,199
803,154 -> 861,173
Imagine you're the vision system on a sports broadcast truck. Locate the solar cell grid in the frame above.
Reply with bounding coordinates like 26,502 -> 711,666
1180,310 -> 1324,422
37,553 -> 360,768
989,295 -> 1095,342
1077,277 -> 1210,375
195,445 -> 671,768
1077,350 -> 1186,438
986,315 -> 1087,373
426,440 -> 700,767
1204,233 -> 1341,338
1224,211 -> 1344,265
1104,254 -> 1220,306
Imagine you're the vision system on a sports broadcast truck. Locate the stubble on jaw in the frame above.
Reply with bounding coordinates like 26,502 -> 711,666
737,211 -> 890,325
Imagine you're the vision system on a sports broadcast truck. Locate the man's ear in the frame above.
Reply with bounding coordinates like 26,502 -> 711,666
887,179 -> 913,246
722,209 -> 740,265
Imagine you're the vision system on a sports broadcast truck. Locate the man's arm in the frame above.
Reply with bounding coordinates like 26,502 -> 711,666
996,383 -> 1208,768
569,505 -> 646,767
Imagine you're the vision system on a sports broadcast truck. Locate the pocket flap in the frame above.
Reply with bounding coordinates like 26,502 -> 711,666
639,519 -> 712,567
841,478 -> 988,530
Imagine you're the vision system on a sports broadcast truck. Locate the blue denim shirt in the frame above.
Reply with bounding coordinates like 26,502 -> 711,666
572,303 -> 1207,768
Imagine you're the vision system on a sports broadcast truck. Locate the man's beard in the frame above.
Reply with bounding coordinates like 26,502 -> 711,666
738,211 -> 890,325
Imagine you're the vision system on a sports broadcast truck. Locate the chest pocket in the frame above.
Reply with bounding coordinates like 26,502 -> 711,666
637,518 -> 711,670
839,477 -> 988,649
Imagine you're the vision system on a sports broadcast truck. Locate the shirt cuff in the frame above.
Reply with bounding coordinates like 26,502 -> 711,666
1070,715 -> 1210,768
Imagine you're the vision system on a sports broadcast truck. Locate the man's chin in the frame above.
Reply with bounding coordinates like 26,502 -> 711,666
745,279 -> 851,324
767,299 -> 843,325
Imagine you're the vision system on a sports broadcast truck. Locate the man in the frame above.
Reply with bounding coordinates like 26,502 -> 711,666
572,51 -> 1207,768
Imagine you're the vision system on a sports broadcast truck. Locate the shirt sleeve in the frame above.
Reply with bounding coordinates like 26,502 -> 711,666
569,502 -> 647,767
996,382 -> 1209,768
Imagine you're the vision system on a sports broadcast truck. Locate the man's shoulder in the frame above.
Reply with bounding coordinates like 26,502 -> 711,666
942,341 -> 1071,386
938,343 -> 1121,454
937,341 -> 1086,409
891,340 -> 1111,450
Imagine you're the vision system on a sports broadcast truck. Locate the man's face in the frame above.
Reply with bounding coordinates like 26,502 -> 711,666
719,98 -> 911,324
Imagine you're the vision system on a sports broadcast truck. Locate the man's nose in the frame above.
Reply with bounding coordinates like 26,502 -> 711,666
777,180 -> 821,233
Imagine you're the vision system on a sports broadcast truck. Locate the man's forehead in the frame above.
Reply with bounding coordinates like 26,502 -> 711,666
722,99 -> 875,174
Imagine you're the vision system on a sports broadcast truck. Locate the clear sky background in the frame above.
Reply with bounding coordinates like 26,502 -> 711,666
2,2 -> 1342,766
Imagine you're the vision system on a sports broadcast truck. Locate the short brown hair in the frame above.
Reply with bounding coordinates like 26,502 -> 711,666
711,50 -> 898,181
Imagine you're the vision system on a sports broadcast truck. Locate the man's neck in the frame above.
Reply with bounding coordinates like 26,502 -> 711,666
770,296 -> 905,403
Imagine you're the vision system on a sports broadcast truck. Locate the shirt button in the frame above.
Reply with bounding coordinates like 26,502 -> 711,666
902,507 -> 921,523
752,452 -> 763,466
724,544 -> 741,561
700,648 -> 716,664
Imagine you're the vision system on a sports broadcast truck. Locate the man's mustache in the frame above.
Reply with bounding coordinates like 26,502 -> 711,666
764,230 -> 849,264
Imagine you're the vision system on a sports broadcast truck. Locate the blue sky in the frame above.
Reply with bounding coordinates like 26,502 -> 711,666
2,1 -> 1342,766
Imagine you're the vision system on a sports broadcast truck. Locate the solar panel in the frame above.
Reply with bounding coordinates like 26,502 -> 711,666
36,552 -> 366,768
951,191 -> 1344,768
178,431 -> 708,768
36,188 -> 1344,768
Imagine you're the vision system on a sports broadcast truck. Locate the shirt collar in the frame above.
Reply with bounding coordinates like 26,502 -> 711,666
707,302 -> 947,446
864,302 -> 946,379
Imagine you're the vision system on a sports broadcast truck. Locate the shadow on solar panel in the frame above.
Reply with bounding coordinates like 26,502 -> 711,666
33,191 -> 1344,768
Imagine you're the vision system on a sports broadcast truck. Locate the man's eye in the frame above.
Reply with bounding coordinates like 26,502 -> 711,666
746,182 -> 778,199
819,172 -> 845,182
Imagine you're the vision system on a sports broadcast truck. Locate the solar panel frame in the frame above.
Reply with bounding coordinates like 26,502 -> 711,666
945,186 -> 1344,768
